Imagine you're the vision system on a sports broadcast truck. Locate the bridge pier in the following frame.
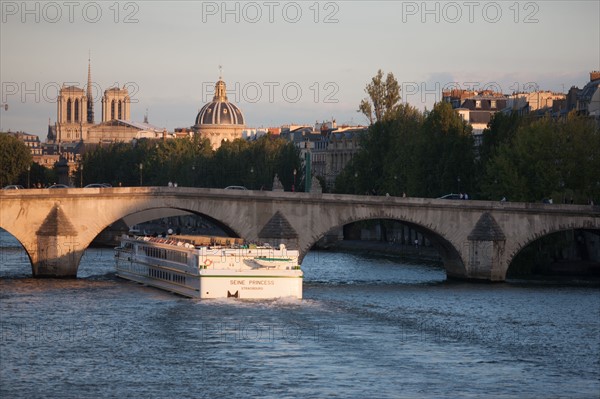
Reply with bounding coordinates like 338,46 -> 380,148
463,213 -> 508,281
31,204 -> 84,278
463,240 -> 507,281
32,237 -> 84,278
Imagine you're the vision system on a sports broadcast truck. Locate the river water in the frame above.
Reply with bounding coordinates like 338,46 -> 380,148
1,230 -> 599,398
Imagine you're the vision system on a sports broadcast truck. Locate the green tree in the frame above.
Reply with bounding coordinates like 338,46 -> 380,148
78,135 -> 305,190
192,137 -> 214,187
382,104 -> 423,196
152,138 -> 198,186
479,111 -> 524,164
80,142 -> 143,187
480,114 -> 600,203
338,101 -> 477,198
358,69 -> 401,124
274,139 -> 304,191
409,101 -> 475,197
0,134 -> 32,186
17,162 -> 53,188
335,103 -> 422,196
211,139 -> 251,187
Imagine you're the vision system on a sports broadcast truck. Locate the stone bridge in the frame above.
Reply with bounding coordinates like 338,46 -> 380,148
1,187 -> 598,281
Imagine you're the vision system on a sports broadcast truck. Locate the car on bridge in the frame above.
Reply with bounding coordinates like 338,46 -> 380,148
84,183 -> 111,188
48,184 -> 70,189
2,185 -> 24,190
225,186 -> 248,190
439,193 -> 462,200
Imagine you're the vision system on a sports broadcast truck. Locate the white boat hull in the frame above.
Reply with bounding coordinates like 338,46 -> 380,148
115,236 -> 303,299
198,270 -> 303,299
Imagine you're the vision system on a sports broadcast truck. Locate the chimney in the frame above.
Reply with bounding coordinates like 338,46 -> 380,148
590,71 -> 600,82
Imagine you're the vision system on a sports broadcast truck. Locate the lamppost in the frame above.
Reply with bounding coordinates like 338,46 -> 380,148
192,165 -> 196,187
250,166 -> 254,190
80,164 -> 83,187
292,168 -> 297,192
139,163 -> 143,186
354,171 -> 358,194
457,176 -> 461,194
27,165 -> 31,189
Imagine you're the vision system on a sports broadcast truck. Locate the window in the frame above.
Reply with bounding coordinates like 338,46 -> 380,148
74,99 -> 79,122
475,100 -> 481,109
66,99 -> 72,122
118,100 -> 122,119
111,100 -> 115,120
491,100 -> 497,108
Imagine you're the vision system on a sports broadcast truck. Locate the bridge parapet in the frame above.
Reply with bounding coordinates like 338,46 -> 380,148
1,187 -> 598,280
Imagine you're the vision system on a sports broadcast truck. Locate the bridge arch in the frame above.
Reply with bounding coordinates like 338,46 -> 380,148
70,202 -> 247,277
113,206 -> 242,238
0,191 -> 254,277
301,215 -> 467,279
0,227 -> 35,274
506,222 -> 600,277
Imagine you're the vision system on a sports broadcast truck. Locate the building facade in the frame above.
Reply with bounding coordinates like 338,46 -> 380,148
281,121 -> 366,190
576,71 -> 600,118
87,120 -> 166,144
509,91 -> 566,112
443,89 -> 508,145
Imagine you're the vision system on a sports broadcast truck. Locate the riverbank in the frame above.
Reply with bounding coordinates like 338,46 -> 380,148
317,239 -> 442,262
321,240 -> 600,282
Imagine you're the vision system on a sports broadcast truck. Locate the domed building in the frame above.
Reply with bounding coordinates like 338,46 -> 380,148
193,77 -> 245,149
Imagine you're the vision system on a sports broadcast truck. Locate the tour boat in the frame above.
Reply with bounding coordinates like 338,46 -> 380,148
114,235 -> 303,299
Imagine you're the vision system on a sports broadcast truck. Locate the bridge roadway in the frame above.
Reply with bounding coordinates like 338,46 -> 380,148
1,187 -> 598,281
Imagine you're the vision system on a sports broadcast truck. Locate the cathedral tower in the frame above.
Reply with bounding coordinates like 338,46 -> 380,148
56,85 -> 89,142
102,86 -> 131,122
54,59 -> 95,143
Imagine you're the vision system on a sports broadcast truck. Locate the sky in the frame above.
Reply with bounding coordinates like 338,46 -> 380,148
1,0 -> 599,138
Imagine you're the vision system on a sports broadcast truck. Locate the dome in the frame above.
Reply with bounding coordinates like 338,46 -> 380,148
194,79 -> 245,126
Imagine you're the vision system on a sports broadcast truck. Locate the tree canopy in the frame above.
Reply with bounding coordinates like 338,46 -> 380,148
339,72 -> 600,204
480,113 -> 600,203
78,135 -> 304,191
336,105 -> 600,204
358,69 -> 401,124
337,101 -> 476,198
0,133 -> 32,186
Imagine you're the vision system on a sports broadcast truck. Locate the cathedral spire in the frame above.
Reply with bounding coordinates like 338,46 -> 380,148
86,52 -> 94,123
213,68 -> 228,102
